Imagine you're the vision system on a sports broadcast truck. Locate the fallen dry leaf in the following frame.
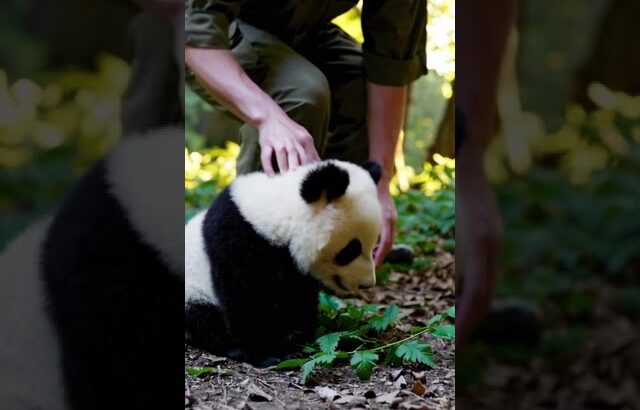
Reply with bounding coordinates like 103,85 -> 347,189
375,390 -> 400,404
390,369 -> 404,381
394,375 -> 408,389
200,354 -> 227,365
247,383 -> 272,402
335,395 -> 366,405
314,386 -> 340,401
411,380 -> 427,397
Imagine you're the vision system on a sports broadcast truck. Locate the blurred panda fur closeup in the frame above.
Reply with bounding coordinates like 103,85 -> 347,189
185,159 -> 383,367
0,126 -> 184,410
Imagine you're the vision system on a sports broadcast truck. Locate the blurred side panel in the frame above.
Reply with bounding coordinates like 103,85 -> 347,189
456,0 -> 640,408
0,0 -> 184,408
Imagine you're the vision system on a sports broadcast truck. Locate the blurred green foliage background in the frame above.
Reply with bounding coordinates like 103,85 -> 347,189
459,0 -> 640,397
0,0 -> 137,249
0,55 -> 130,249
484,0 -> 640,319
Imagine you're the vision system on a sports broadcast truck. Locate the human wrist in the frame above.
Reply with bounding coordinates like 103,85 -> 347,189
245,94 -> 280,129
368,154 -> 392,183
374,169 -> 392,194
244,95 -> 269,128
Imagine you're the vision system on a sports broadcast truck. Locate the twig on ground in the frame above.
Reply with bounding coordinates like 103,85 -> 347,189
288,381 -> 305,390
217,365 -> 229,404
256,378 -> 286,406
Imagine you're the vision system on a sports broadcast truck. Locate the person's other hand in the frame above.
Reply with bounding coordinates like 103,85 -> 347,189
456,146 -> 503,352
256,108 -> 320,176
373,185 -> 397,266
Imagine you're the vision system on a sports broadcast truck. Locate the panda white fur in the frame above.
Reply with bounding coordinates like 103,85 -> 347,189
0,126 -> 184,410
185,159 -> 382,367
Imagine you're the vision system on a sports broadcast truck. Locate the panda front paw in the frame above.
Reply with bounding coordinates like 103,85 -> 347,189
226,349 -> 278,368
282,350 -> 304,359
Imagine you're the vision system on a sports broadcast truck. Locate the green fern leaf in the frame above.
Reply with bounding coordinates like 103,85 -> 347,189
300,360 -> 316,384
432,324 -> 455,339
186,367 -> 214,377
316,332 -> 344,354
368,304 -> 400,331
446,306 -> 455,318
271,358 -> 308,370
350,351 -> 378,380
395,341 -> 435,367
299,353 -> 336,384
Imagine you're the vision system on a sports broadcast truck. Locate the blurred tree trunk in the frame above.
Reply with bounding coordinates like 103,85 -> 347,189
575,0 -> 640,108
427,84 -> 455,162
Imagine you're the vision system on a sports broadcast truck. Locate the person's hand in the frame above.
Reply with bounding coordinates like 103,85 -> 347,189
256,107 -> 320,176
373,184 -> 397,266
455,146 -> 503,352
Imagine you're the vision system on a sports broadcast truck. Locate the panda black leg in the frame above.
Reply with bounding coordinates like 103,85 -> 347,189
186,299 -> 296,366
226,348 -> 302,368
224,349 -> 282,368
185,301 -> 232,354
219,299 -> 300,365
218,278 -> 320,367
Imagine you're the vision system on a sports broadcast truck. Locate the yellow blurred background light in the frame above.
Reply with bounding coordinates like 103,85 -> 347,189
35,124 -> 64,149
588,82 -> 616,110
11,79 -> 41,106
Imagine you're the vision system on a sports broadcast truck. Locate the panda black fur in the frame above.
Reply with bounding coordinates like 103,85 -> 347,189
185,160 -> 382,367
0,127 -> 184,410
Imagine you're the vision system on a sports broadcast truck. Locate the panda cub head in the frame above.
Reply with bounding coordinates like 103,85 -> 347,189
231,159 -> 382,294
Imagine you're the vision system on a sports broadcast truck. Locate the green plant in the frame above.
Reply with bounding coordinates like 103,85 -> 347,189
272,295 -> 455,384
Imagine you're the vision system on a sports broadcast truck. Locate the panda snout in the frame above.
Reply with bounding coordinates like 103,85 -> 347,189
359,274 -> 376,289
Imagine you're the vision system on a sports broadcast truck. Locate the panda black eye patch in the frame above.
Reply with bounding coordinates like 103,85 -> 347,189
334,239 -> 362,266
333,275 -> 348,291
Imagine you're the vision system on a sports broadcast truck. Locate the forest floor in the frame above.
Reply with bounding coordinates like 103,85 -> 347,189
184,245 -> 455,410
456,280 -> 640,410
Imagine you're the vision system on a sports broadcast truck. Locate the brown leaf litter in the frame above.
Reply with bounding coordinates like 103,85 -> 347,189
185,244 -> 455,409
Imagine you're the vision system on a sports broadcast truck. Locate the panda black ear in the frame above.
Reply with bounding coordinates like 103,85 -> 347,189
300,163 -> 350,204
360,160 -> 382,185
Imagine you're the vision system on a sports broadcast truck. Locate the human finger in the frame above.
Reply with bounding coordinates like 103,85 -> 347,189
374,225 -> 393,267
275,146 -> 288,174
287,145 -> 300,170
261,145 -> 275,177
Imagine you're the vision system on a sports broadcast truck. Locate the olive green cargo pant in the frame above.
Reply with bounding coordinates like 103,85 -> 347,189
186,20 -> 368,175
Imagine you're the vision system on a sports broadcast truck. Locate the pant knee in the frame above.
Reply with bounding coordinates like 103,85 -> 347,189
281,68 -> 331,118
304,72 -> 331,113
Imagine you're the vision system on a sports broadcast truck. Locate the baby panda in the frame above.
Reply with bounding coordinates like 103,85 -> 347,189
0,127 -> 184,410
185,159 -> 382,367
